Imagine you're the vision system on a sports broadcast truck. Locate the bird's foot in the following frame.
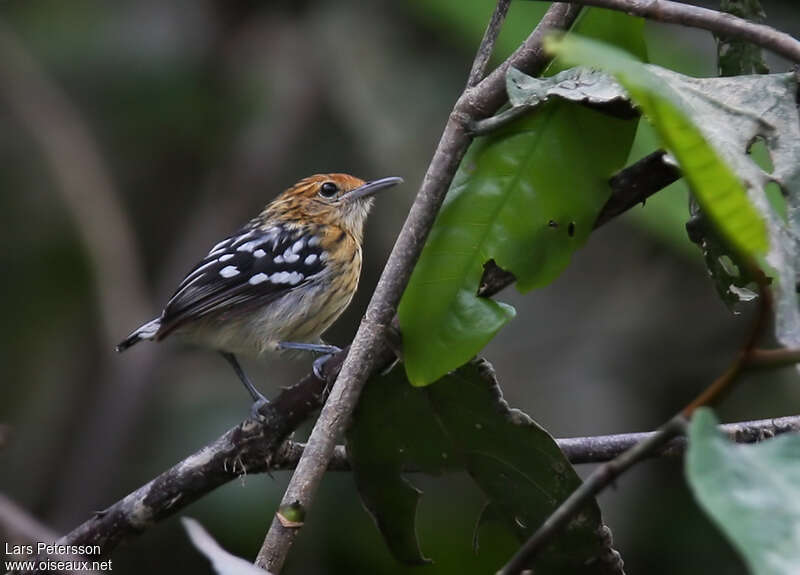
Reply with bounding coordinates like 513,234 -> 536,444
250,396 -> 270,421
312,354 -> 333,382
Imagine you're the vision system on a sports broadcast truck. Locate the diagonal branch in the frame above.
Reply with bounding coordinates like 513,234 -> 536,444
535,0 -> 800,64
499,275 -> 772,574
467,0 -> 512,88
47,129 -> 687,565
45,374 -> 800,566
478,149 -> 681,297
254,4 -> 582,571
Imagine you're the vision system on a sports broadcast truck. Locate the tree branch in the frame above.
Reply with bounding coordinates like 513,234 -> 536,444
595,150 -> 680,227
44,4 -> 794,566
467,0 -> 512,88
41,118 -> 709,567
275,415 -> 800,469
43,341 -> 800,568
498,416 -> 688,575
538,0 -> 800,64
478,149 -> 681,297
499,275 -> 771,574
254,5 -> 582,571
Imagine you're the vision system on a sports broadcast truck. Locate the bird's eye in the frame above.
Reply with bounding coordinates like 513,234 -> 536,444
319,182 -> 338,198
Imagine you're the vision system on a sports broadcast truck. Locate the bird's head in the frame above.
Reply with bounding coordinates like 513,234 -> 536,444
264,173 -> 403,240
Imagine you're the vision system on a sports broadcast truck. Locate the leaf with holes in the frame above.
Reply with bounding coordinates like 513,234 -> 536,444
346,359 -> 623,574
398,9 -> 645,386
547,34 -> 800,352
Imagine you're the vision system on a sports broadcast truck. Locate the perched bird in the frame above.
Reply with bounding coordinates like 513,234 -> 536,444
117,173 -> 403,406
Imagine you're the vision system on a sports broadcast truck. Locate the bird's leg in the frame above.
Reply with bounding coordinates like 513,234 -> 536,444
277,341 -> 342,355
278,341 -> 342,382
219,352 -> 269,417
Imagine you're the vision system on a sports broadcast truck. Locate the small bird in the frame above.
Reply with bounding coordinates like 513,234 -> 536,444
117,173 -> 403,407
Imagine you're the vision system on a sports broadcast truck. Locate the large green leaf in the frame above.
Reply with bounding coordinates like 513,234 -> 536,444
547,35 -> 768,260
547,34 -> 800,351
686,408 -> 800,575
398,9 -> 645,386
346,359 -> 622,574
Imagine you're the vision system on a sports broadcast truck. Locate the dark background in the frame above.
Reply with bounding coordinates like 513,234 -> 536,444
1,1 -> 799,573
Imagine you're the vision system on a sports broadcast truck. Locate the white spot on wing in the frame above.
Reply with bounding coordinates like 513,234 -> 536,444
283,247 -> 299,263
304,254 -> 317,265
254,249 -> 266,258
237,238 -> 269,253
274,255 -> 284,264
291,239 -> 305,253
288,271 -> 303,285
219,254 -> 235,262
219,266 -> 240,278
308,236 -> 321,247
249,273 -> 269,285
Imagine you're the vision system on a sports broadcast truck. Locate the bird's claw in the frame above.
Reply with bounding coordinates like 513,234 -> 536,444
313,354 -> 333,382
250,396 -> 270,421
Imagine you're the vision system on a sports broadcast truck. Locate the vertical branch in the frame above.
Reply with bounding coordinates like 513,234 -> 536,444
254,4 -> 581,572
467,0 -> 512,88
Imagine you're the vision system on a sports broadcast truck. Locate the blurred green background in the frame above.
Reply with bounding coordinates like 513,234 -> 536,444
1,1 -> 799,573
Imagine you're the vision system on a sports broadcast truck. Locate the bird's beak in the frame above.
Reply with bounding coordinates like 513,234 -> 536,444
344,176 -> 404,202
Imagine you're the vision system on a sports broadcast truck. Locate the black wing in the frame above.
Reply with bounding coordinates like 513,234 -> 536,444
157,223 -> 326,337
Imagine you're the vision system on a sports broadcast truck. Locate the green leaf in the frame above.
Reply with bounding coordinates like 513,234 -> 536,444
346,360 -> 622,574
686,408 -> 800,575
684,0 -> 769,311
547,35 -> 769,260
547,36 -> 800,350
398,9 -> 645,386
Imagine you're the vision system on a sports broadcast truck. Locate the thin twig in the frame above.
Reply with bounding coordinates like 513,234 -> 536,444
478,150 -> 682,297
498,416 -> 688,575
275,415 -> 800,469
467,0 -> 512,88
41,340 -> 800,567
535,0 -> 800,64
499,275 -> 772,574
596,150 -> 680,227
746,346 -> 800,368
254,4 -> 582,572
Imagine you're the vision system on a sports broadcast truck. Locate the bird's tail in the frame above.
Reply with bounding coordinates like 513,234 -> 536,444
116,318 -> 161,352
